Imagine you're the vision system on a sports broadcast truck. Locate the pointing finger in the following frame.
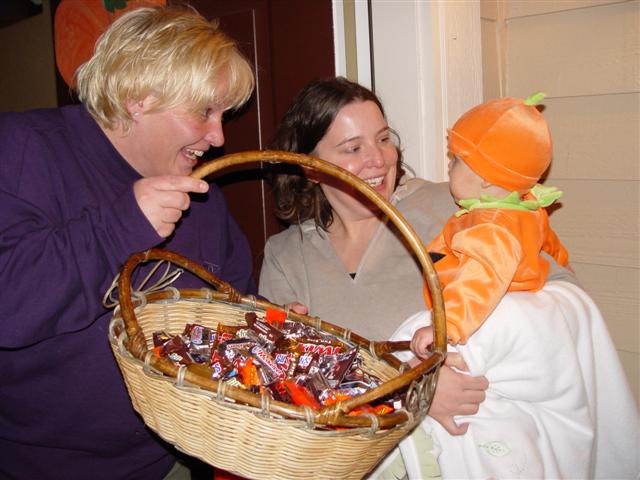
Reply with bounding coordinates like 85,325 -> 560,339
155,176 -> 209,194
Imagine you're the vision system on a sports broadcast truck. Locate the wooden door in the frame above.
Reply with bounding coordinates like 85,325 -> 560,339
184,0 -> 335,284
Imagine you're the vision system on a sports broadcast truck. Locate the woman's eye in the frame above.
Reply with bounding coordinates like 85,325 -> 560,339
344,145 -> 361,153
201,107 -> 223,120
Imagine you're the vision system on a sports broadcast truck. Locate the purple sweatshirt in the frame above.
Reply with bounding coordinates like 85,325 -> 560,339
0,105 -> 256,478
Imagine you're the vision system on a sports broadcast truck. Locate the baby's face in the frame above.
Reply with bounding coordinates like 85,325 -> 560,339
447,155 -> 486,203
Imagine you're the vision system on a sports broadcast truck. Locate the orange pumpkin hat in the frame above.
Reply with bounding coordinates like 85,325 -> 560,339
447,94 -> 552,193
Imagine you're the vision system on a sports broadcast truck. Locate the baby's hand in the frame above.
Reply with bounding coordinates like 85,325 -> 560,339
411,326 -> 435,360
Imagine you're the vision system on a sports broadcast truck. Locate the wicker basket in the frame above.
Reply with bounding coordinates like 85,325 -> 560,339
108,150 -> 447,480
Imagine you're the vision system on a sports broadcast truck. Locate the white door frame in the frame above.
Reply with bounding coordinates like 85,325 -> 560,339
333,0 -> 482,182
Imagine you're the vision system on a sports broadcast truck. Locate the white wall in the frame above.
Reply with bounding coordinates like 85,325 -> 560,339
334,0 -> 483,182
481,0 -> 640,405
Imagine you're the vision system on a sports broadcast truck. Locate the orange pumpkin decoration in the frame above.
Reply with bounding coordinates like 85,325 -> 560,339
54,0 -> 166,88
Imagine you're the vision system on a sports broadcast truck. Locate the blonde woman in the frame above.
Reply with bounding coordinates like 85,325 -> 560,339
0,6 -> 254,479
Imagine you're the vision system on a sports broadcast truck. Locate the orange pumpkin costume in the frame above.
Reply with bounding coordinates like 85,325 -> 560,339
425,95 -> 569,344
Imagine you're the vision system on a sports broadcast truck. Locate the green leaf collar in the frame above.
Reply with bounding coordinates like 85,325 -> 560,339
455,184 -> 563,217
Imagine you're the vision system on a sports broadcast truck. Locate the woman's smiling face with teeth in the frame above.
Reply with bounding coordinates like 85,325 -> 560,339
313,100 -> 398,216
127,96 -> 226,177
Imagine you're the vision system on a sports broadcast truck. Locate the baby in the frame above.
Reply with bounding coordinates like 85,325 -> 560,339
397,95 -> 636,480
411,93 -> 569,357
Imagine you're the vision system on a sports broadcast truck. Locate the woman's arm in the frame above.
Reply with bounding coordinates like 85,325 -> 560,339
0,183 -> 160,348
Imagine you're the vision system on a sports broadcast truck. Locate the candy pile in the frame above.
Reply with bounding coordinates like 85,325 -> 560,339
152,309 -> 398,415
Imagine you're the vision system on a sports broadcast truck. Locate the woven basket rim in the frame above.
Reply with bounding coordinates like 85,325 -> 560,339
110,322 -> 418,438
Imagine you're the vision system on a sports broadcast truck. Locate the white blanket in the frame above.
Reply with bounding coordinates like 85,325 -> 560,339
389,281 -> 639,479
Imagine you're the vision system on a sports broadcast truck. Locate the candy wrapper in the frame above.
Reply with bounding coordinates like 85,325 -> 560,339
151,309 -> 397,416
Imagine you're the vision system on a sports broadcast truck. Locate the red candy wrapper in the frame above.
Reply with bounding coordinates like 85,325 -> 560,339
265,308 -> 286,328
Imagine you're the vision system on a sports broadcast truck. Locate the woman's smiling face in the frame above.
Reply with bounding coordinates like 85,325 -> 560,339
313,100 -> 399,219
125,95 -> 227,178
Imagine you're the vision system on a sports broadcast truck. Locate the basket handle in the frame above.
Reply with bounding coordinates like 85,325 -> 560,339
116,150 -> 446,427
191,150 -> 446,353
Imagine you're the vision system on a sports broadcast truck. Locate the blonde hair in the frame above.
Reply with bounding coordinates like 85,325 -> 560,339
76,6 -> 254,131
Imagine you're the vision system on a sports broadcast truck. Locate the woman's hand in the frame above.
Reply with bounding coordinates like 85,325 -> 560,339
428,352 -> 488,435
286,302 -> 308,315
134,176 -> 209,238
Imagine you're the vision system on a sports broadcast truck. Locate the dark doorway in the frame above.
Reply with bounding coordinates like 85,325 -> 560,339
175,0 -> 335,283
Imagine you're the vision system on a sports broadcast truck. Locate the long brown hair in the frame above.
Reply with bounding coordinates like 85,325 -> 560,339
268,77 -> 403,229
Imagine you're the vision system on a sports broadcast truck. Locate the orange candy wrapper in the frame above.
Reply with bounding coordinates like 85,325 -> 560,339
265,308 -> 286,328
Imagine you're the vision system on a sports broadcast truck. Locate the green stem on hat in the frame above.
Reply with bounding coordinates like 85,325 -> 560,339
524,92 -> 546,106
